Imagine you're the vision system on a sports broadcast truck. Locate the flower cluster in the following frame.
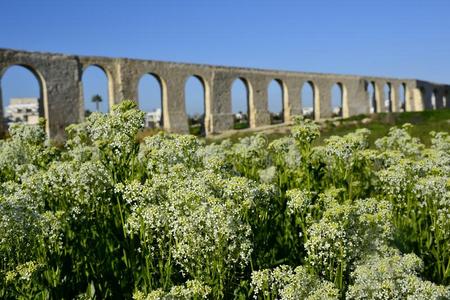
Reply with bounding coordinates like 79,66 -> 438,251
122,158 -> 272,297
269,137 -> 302,169
251,265 -> 339,300
323,129 -> 370,162
347,248 -> 450,299
138,132 -> 203,174
286,188 -> 313,215
133,280 -> 211,300
0,120 -> 56,181
305,197 -> 392,286
85,100 -> 145,156
1,103 -> 448,298
290,116 -> 320,146
375,123 -> 424,157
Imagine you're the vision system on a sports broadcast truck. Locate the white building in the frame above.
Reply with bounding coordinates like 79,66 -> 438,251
4,97 -> 40,126
332,106 -> 342,116
234,111 -> 248,121
144,108 -> 162,128
302,107 -> 314,117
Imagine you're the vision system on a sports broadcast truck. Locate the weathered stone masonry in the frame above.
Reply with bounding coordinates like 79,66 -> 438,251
1,48 -> 449,138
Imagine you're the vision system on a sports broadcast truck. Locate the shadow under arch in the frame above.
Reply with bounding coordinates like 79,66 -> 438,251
81,64 -> 114,114
0,63 -> 49,134
184,74 -> 210,135
137,72 -> 168,129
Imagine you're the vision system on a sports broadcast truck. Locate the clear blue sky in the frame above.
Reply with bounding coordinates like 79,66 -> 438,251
1,0 -> 450,115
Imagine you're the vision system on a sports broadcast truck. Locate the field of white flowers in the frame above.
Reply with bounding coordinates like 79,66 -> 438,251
1,101 -> 449,299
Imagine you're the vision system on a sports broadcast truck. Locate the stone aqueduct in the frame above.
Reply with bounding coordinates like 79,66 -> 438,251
0,48 -> 449,138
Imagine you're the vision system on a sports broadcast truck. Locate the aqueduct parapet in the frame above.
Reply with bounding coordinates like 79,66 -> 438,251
1,48 -> 448,138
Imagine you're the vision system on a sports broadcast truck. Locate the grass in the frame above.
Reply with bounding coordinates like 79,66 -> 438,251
317,109 -> 450,147
205,109 -> 450,147
233,122 -> 250,130
136,127 -> 163,143
3,110 -> 448,146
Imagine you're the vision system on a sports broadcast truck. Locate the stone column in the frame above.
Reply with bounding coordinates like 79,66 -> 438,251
108,61 -> 122,106
208,71 -> 234,133
391,83 -> 400,112
405,82 -> 414,112
315,80 -> 332,119
109,62 -> 121,105
435,88 -> 444,109
0,51 -> 82,138
116,60 -> 139,104
344,79 -> 369,117
249,76 -> 270,128
164,73 -> 189,134
374,81 -> 386,113
283,78 -> 301,123
412,84 -> 427,111
422,85 -> 433,110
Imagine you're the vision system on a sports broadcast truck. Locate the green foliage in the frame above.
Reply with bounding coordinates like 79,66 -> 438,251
233,122 -> 249,130
1,102 -> 449,299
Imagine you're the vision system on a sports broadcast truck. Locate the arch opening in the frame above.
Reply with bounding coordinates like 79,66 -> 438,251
185,75 -> 206,136
301,81 -> 315,119
366,81 -> 376,113
268,79 -> 284,125
444,91 -> 448,108
399,83 -> 406,112
138,73 -> 164,129
384,83 -> 393,112
431,90 -> 437,110
231,78 -> 250,130
82,65 -> 110,116
1,65 -> 43,133
331,83 -> 343,117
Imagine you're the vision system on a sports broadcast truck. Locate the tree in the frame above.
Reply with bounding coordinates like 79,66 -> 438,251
91,94 -> 103,112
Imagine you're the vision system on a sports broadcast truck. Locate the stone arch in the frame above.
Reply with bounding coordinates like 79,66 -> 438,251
444,90 -> 448,108
399,83 -> 407,112
431,89 -> 437,109
365,81 -> 376,113
231,77 -> 252,130
301,81 -> 316,119
384,83 -> 393,112
331,82 -> 344,117
0,64 -> 49,134
137,73 -> 167,129
184,74 -> 209,135
81,64 -> 114,115
268,79 -> 285,124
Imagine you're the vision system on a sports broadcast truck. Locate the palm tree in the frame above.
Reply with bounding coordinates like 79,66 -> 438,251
91,94 -> 103,112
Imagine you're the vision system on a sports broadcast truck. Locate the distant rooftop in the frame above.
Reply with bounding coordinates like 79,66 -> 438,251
9,97 -> 39,105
